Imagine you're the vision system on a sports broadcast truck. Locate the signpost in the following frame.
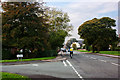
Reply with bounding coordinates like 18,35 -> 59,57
17,54 -> 23,61
17,49 -> 23,61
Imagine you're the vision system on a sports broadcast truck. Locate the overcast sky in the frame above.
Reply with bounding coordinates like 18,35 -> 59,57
44,0 -> 119,43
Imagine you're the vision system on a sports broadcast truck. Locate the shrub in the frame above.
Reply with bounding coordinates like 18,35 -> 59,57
2,49 -> 16,60
36,50 -> 58,58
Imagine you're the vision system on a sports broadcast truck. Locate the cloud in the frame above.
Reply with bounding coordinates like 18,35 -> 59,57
58,2 -> 118,43
44,0 -> 119,2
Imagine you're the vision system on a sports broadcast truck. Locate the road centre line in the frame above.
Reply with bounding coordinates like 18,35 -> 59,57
32,64 -> 38,67
66,60 -> 84,80
92,58 -> 96,59
111,63 -> 119,66
99,60 -> 107,62
63,61 -> 67,66
90,57 -> 96,59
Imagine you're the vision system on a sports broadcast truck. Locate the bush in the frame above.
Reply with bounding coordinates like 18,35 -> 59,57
36,50 -> 58,58
2,49 -> 16,60
115,47 -> 120,51
72,44 -> 77,50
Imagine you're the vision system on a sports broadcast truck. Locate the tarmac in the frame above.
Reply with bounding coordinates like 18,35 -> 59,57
74,51 -> 120,59
1,51 -> 120,80
1,51 -> 120,65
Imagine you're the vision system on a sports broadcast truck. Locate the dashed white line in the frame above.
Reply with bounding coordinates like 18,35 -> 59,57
63,61 -> 67,66
111,63 -> 119,66
32,64 -> 38,67
100,60 -> 107,62
92,58 -> 96,59
66,60 -> 84,80
90,57 -> 96,59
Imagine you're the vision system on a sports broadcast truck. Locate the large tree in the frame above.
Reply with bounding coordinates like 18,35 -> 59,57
78,17 -> 118,52
46,8 -> 73,49
66,38 -> 77,49
2,2 -> 50,58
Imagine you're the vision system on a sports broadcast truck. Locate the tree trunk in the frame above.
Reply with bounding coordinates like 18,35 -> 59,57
97,46 -> 100,53
92,45 -> 95,53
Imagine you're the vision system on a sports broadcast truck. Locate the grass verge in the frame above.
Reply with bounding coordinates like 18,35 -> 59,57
0,57 -> 56,63
1,72 -> 31,80
76,50 -> 92,53
76,50 -> 120,56
99,51 -> 120,56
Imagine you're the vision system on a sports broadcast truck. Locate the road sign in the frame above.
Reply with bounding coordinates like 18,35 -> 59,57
17,54 -> 23,61
17,54 -> 23,58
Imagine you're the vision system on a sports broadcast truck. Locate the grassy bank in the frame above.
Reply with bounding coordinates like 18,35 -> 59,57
1,72 -> 31,80
76,50 -> 120,56
0,57 -> 56,63
76,50 -> 92,53
99,51 -> 120,56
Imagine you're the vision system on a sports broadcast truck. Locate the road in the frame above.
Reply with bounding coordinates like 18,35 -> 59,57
1,51 -> 119,80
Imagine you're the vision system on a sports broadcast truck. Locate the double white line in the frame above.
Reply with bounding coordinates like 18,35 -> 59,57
63,60 -> 84,80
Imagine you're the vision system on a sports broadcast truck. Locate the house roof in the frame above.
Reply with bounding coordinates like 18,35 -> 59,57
77,40 -> 84,44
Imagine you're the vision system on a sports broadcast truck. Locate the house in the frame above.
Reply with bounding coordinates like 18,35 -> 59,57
77,39 -> 84,47
70,39 -> 84,49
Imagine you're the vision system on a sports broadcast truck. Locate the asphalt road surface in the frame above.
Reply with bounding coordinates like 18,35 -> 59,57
1,51 -> 120,80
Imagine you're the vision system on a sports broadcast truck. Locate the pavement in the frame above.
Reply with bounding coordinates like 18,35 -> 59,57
1,55 -> 67,65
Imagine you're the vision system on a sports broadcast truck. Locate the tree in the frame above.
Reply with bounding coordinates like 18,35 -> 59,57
46,8 -> 73,49
49,30 -> 68,49
72,43 -> 77,50
2,2 -> 50,58
78,17 -> 118,52
66,38 -> 77,49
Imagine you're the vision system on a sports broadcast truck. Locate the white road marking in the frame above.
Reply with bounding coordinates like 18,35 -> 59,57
32,64 -> 38,67
90,57 -> 96,59
92,58 -> 96,59
66,60 -> 84,80
111,63 -> 119,66
100,60 -> 106,62
66,60 -> 72,66
63,61 -> 67,66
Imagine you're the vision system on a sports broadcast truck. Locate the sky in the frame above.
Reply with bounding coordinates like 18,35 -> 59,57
44,0 -> 119,43
1,0 -> 120,43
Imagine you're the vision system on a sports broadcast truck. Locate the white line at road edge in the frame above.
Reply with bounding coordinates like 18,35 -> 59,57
63,61 -> 67,66
66,60 -> 84,80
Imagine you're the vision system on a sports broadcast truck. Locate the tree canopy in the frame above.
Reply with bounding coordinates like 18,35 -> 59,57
2,2 -> 73,58
46,8 -> 73,49
66,38 -> 77,49
2,2 -> 50,50
78,17 -> 118,52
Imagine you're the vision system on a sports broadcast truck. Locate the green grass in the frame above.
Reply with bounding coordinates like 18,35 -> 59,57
0,57 -> 56,63
99,51 -> 120,56
76,50 -> 92,53
1,72 -> 31,80
76,50 -> 120,56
